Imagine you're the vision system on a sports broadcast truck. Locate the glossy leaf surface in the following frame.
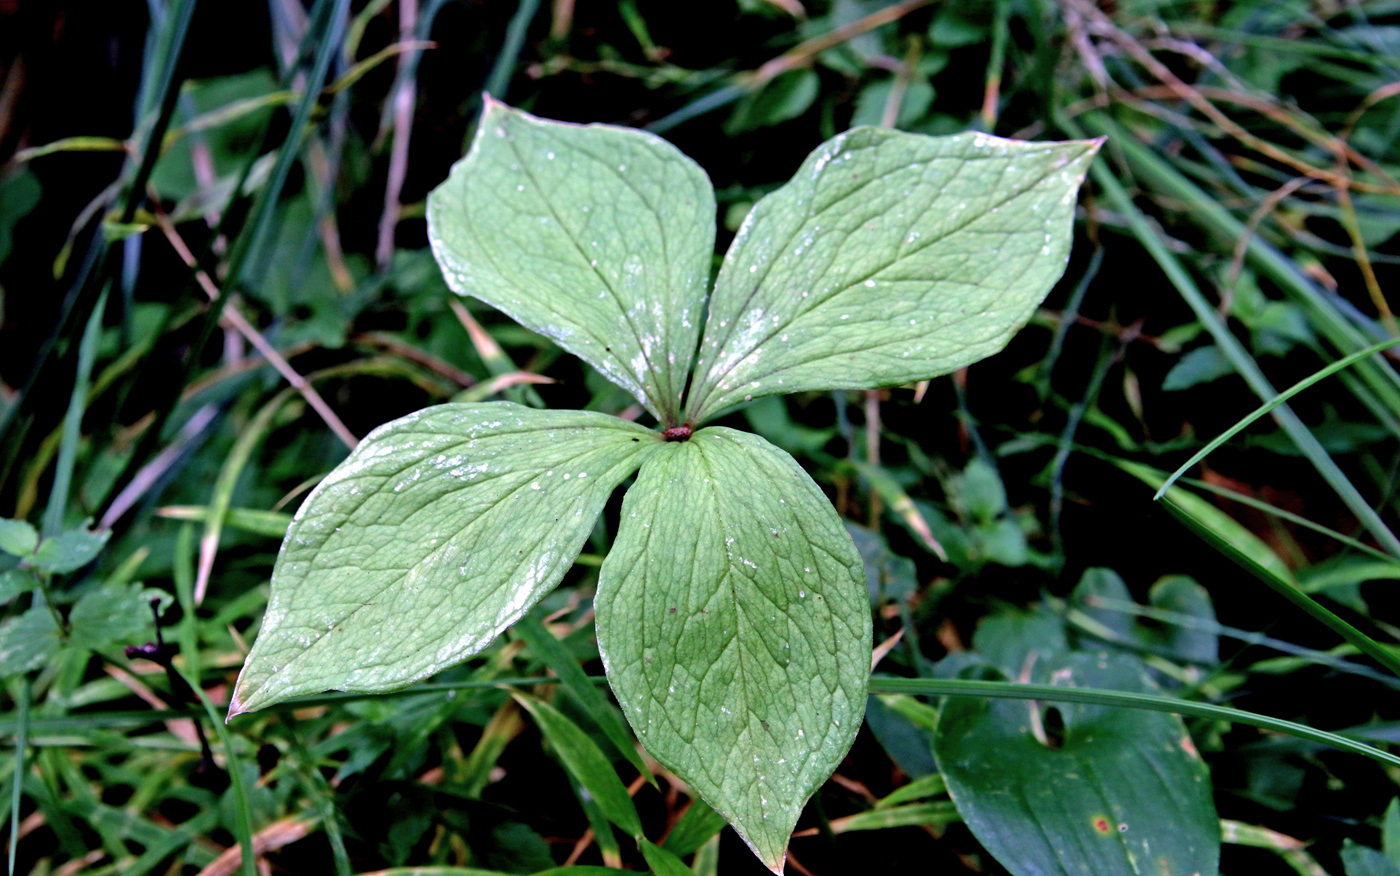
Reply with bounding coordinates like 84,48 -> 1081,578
428,100 -> 715,423
230,403 -> 657,715
595,427 -> 871,872
685,128 -> 1100,422
934,652 -> 1219,876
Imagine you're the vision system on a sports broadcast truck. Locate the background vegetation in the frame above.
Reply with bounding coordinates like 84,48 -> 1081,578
3,0 -> 1400,873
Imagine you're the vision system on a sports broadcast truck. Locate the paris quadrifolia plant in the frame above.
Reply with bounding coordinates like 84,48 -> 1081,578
228,98 -> 1100,872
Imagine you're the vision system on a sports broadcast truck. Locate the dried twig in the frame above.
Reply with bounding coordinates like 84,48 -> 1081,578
151,208 -> 359,449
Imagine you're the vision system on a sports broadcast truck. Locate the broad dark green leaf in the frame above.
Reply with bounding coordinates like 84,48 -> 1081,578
428,100 -> 715,424
596,428 -> 871,872
934,652 -> 1219,876
230,403 -> 659,715
684,127 -> 1100,422
513,692 -> 644,838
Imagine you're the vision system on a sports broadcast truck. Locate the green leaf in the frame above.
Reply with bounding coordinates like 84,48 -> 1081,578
1163,344 -> 1234,391
229,403 -> 659,715
933,653 -> 1219,876
726,70 -> 821,135
0,569 -> 34,603
69,584 -> 172,652
596,427 -> 871,873
0,519 -> 37,557
875,772 -> 947,809
0,606 -> 61,677
514,616 -> 651,780
831,801 -> 959,833
428,100 -> 716,423
684,128 -> 1100,422
155,505 -> 292,539
1070,570 -> 1219,665
512,692 -> 644,838
661,798 -> 727,857
1385,798 -> 1400,867
1344,840 -> 1400,876
32,524 -> 109,573
639,838 -> 694,876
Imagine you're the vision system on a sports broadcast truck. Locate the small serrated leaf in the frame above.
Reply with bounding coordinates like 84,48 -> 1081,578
33,524 -> 109,573
428,100 -> 715,423
0,606 -> 61,676
230,403 -> 658,715
0,519 -> 38,557
685,128 -> 1100,422
596,427 -> 871,872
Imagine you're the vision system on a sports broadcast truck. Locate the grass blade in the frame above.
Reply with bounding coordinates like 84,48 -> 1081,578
1158,335 -> 1400,498
514,617 -> 651,782
43,289 -> 107,537
186,672 -> 255,876
195,388 -> 295,603
1066,115 -> 1400,558
1157,491 -> 1400,678
867,677 -> 1400,769
511,692 -> 644,839
8,679 -> 29,874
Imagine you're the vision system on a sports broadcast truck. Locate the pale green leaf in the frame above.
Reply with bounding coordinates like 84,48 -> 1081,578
428,100 -> 715,423
596,428 -> 871,873
685,128 -> 1100,422
0,519 -> 37,557
934,653 -> 1219,876
230,403 -> 658,715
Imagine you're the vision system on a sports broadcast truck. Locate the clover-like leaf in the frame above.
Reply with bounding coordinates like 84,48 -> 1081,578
229,403 -> 659,715
428,99 -> 715,424
934,652 -> 1220,876
684,128 -> 1101,422
595,427 -> 871,872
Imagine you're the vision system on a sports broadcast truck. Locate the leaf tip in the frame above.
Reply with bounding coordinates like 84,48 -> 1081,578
225,692 -> 247,723
763,850 -> 787,875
